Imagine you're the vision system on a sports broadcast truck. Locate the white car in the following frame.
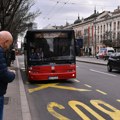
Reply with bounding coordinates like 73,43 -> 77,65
96,47 -> 115,60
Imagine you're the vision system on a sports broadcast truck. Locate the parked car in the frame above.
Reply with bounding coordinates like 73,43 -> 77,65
107,52 -> 120,72
96,47 -> 115,60
96,51 -> 105,59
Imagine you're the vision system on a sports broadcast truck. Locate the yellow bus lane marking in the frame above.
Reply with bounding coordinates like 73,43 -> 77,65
91,100 -> 120,119
69,100 -> 105,120
48,100 -> 120,120
51,85 -> 91,92
47,102 -> 71,120
28,83 -> 58,93
96,89 -> 107,95
116,99 -> 120,102
84,84 -> 92,88
28,83 -> 92,93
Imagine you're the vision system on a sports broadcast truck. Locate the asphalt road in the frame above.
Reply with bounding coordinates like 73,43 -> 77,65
18,55 -> 120,120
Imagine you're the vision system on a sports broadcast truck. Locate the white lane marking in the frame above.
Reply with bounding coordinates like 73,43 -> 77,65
96,89 -> 107,95
84,84 -> 92,88
74,79 -> 80,82
90,69 -> 117,77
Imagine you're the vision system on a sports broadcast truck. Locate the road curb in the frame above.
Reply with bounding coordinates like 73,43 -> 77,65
76,59 -> 107,66
16,57 -> 32,120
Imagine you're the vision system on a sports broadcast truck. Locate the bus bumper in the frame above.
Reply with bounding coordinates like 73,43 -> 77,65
28,72 -> 76,81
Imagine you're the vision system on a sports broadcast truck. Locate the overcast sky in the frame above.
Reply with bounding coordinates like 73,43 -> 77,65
31,0 -> 120,29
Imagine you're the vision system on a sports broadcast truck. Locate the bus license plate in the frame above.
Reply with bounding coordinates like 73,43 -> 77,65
49,76 -> 58,80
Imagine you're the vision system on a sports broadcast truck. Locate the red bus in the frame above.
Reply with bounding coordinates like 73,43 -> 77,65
24,29 -> 76,81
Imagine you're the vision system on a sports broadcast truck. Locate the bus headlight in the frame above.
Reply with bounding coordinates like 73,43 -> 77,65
72,74 -> 75,77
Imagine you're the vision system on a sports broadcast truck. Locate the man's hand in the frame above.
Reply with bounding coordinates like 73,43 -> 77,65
9,69 -> 16,74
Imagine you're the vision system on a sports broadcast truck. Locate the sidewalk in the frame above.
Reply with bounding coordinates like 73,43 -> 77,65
3,55 -> 107,120
4,56 -> 31,120
76,56 -> 107,65
4,64 -> 22,120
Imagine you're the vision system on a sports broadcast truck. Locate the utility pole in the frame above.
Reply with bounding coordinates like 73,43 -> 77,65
94,24 -> 96,56
93,7 -> 97,57
93,19 -> 97,57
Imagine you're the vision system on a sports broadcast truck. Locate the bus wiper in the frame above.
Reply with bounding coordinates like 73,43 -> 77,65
43,57 -> 56,61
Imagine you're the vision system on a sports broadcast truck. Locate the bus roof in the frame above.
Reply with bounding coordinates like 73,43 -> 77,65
26,29 -> 73,34
25,29 -> 74,38
27,29 -> 73,32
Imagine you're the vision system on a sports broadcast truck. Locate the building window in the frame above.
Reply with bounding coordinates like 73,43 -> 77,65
101,35 -> 102,41
107,23 -> 108,31
103,34 -> 105,40
101,25 -> 102,33
110,22 -> 112,31
117,21 -> 120,30
104,25 -> 105,32
113,32 -> 116,40
114,22 -> 116,31
97,26 -> 99,34
117,32 -> 119,38
98,35 -> 99,42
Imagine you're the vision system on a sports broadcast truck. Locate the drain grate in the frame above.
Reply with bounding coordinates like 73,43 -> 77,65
4,97 -> 10,105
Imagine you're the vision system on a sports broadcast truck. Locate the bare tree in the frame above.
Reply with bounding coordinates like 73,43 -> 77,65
0,0 -> 41,66
0,0 -> 40,42
0,0 -> 22,30
10,0 -> 40,44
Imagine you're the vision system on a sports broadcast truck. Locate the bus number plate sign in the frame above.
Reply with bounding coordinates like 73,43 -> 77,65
49,76 -> 58,80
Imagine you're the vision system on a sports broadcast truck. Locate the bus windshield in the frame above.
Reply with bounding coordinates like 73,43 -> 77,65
24,29 -> 76,81
28,32 -> 75,62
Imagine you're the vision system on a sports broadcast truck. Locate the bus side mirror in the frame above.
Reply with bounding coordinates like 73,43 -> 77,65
24,43 -> 27,50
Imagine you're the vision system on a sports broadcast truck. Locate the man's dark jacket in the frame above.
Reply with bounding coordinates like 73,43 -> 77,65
0,47 -> 15,96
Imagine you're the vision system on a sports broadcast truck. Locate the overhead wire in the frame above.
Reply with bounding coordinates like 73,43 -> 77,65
48,0 -> 71,19
41,0 -> 72,27
43,0 -> 118,22
40,0 -> 119,28
42,1 -> 60,20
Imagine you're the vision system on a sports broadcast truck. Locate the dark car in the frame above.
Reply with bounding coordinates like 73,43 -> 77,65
107,52 -> 120,72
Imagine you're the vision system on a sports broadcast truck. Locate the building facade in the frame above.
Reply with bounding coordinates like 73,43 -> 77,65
64,6 -> 120,55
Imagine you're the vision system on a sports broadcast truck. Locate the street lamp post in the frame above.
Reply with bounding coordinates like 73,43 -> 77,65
93,18 -> 97,57
94,24 -> 97,56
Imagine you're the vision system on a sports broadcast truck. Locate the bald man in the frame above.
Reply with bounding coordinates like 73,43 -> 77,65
0,31 -> 15,120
